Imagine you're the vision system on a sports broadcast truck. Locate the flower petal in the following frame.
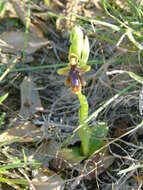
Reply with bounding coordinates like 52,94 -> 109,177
57,66 -> 70,75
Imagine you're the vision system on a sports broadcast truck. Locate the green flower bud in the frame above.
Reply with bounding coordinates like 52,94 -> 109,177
69,26 -> 83,60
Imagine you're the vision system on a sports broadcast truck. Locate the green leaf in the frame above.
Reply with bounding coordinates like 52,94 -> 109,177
88,122 -> 109,156
58,147 -> 85,164
88,139 -> 104,156
90,122 -> 109,138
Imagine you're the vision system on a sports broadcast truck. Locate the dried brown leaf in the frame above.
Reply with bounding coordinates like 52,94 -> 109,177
32,168 -> 64,190
0,123 -> 42,143
34,140 -> 60,164
20,75 -> 43,120
84,154 -> 115,178
0,31 -> 49,55
52,148 -> 114,178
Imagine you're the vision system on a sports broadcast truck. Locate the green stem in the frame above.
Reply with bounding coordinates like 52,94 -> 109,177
77,91 -> 90,156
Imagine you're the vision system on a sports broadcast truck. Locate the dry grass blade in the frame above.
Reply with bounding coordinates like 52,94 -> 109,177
139,87 -> 143,116
0,56 -> 18,82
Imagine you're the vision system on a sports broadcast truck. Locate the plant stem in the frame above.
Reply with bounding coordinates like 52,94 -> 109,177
77,91 -> 90,156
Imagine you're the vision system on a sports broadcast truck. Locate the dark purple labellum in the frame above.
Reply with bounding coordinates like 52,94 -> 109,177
70,68 -> 80,87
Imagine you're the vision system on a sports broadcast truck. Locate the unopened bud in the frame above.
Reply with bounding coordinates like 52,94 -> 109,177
69,26 -> 83,60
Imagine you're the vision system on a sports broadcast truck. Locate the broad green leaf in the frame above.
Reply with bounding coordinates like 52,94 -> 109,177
90,122 -> 109,139
58,147 -> 85,164
88,139 -> 105,156
88,122 -> 109,156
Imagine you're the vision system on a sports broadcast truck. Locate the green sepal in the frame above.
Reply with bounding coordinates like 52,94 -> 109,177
69,26 -> 83,60
80,35 -> 90,66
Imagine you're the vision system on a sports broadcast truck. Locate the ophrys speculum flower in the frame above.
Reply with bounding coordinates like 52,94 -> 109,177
58,53 -> 90,94
58,25 -> 90,94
